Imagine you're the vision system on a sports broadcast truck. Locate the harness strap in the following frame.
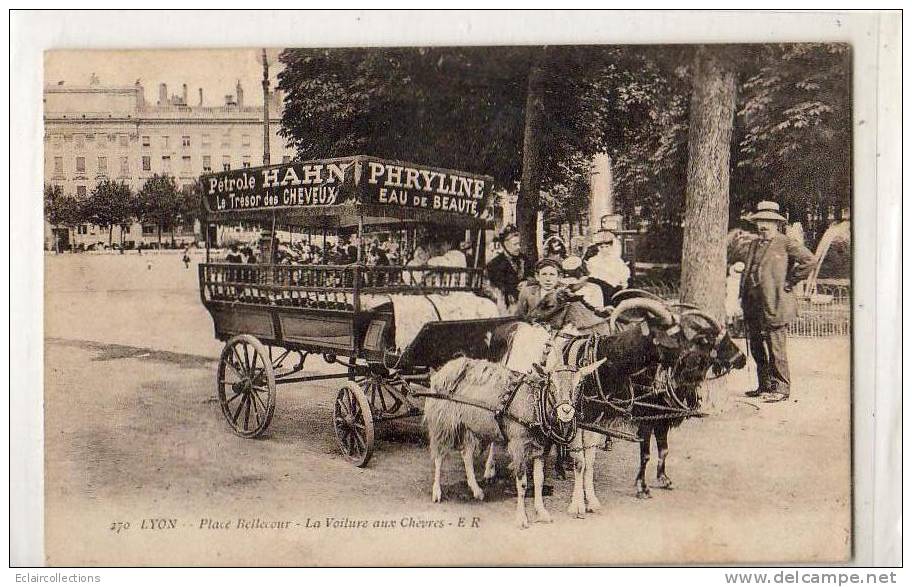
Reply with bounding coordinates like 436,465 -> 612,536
411,391 -> 536,430
492,375 -> 528,442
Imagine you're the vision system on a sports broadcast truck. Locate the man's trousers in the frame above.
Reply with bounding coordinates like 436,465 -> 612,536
744,316 -> 791,395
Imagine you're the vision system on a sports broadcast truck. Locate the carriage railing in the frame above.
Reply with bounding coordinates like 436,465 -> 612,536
200,263 -> 486,311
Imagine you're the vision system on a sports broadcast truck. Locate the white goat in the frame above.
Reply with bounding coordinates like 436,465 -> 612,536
424,340 -> 602,528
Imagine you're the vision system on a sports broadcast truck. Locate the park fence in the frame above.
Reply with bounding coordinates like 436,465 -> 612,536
636,279 -> 851,338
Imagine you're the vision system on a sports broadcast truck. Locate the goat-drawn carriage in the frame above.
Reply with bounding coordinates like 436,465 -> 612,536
199,155 -> 516,467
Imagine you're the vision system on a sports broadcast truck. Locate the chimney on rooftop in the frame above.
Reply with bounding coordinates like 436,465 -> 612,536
158,83 -> 167,105
236,80 -> 244,109
182,84 -> 188,105
198,88 -> 203,106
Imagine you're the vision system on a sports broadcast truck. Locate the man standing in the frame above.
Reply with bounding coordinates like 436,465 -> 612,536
730,201 -> 816,403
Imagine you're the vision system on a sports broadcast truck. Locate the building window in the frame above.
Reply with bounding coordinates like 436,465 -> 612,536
75,157 -> 85,173
182,156 -> 191,172
76,186 -> 87,198
202,155 -> 211,172
222,155 -> 231,171
119,134 -> 129,147
122,225 -> 130,235
220,135 -> 230,148
162,155 -> 172,173
78,225 -> 88,235
161,136 -> 170,149
242,155 -> 251,168
182,135 -> 191,148
142,156 -> 151,171
108,134 -> 116,144
142,225 -> 156,236
54,157 -> 63,174
53,135 -> 63,147
142,135 -> 151,147
282,155 -> 291,164
74,134 -> 85,150
120,157 -> 129,175
241,134 -> 251,147
86,133 -> 95,143
201,134 -> 211,148
97,157 -> 107,173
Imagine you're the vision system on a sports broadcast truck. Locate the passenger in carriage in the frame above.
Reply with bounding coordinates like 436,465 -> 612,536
225,243 -> 243,264
559,255 -> 606,310
365,243 -> 391,287
515,258 -> 561,318
486,224 -> 532,314
426,231 -> 467,268
426,229 -> 468,288
583,229 -> 630,304
542,235 -> 568,263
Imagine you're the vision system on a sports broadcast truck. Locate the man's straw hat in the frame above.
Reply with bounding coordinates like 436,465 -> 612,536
747,201 -> 787,223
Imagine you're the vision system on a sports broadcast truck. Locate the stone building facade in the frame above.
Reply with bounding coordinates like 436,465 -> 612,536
44,77 -> 296,249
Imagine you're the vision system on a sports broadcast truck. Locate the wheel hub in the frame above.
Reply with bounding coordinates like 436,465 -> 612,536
232,378 -> 252,395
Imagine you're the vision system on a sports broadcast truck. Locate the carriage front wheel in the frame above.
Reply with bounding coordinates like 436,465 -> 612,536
333,383 -> 375,467
217,335 -> 276,438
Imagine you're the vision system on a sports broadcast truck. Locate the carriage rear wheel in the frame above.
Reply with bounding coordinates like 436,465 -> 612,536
217,335 -> 276,438
333,383 -> 375,467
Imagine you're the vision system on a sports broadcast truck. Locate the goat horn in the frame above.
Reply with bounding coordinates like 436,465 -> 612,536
669,302 -> 701,311
611,288 -> 665,304
609,297 -> 674,332
680,309 -> 723,333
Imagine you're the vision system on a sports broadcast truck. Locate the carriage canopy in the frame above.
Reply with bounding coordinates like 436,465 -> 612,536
201,155 -> 496,229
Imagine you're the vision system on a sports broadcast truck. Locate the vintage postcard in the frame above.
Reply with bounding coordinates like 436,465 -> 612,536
15,10 -> 900,568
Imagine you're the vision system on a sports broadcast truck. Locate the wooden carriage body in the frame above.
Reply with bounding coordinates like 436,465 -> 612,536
199,156 -> 515,466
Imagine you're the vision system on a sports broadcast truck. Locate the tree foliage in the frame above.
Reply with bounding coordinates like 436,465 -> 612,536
277,44 -> 850,256
84,179 -> 134,245
44,183 -> 81,228
278,46 -> 641,256
137,174 -> 182,245
609,43 -> 851,249
733,43 -> 851,244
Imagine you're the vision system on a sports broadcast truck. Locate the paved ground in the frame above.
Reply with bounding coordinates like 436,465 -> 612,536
43,253 -> 852,566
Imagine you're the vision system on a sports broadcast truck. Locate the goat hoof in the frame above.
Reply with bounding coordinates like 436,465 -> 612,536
636,489 -> 651,499
586,498 -> 602,512
432,487 -> 442,503
656,475 -> 673,490
536,511 -> 553,524
472,487 -> 485,501
516,515 -> 530,529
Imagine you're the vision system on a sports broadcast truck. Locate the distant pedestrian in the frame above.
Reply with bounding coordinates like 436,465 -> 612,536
729,201 -> 816,403
182,246 -> 191,269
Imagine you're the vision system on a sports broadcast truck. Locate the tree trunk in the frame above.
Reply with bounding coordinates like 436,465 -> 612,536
680,46 -> 737,413
157,223 -> 162,248
108,225 -> 113,247
516,51 -> 547,264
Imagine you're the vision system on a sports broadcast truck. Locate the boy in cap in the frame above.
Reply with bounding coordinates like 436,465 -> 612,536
729,201 -> 816,403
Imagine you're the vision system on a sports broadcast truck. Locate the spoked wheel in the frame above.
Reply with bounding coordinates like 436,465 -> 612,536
333,382 -> 375,467
217,335 -> 276,438
362,375 -> 405,418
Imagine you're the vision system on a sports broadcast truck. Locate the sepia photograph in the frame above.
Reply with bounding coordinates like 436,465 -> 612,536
10,10 -> 901,570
